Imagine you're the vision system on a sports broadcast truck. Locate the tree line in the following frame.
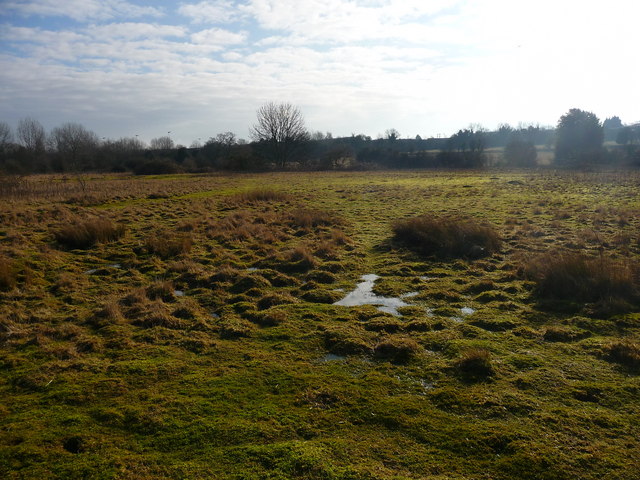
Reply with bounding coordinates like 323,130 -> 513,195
1,106 -> 639,175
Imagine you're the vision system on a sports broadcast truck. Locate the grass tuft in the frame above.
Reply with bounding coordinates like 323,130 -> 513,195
0,257 -> 17,291
373,336 -> 421,363
145,232 -> 192,258
54,217 -> 126,249
606,340 -> 640,370
392,214 -> 501,258
455,348 -> 494,379
525,253 -> 639,314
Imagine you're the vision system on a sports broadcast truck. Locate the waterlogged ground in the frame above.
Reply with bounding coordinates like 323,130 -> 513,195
1,170 -> 639,479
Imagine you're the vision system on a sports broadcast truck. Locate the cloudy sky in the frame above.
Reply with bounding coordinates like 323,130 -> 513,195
1,0 -> 638,145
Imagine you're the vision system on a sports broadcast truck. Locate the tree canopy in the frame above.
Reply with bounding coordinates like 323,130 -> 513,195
555,108 -> 603,165
250,102 -> 309,168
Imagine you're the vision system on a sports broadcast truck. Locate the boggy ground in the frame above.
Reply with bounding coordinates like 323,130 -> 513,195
0,170 -> 639,479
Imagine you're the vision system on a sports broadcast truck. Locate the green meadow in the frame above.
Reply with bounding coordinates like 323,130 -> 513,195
1,170 -> 639,479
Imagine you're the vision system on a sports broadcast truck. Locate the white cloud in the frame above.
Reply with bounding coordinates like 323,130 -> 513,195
191,28 -> 247,45
3,0 -> 163,21
2,0 -> 640,142
88,23 -> 187,40
178,1 -> 245,24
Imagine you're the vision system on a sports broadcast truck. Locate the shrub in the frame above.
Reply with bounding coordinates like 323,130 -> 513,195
504,139 -> 537,167
133,159 -> 181,175
392,215 -> 501,258
525,253 -> 639,313
54,217 -> 126,249
455,348 -> 494,379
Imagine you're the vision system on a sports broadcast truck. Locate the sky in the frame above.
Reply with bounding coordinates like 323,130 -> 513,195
1,0 -> 639,146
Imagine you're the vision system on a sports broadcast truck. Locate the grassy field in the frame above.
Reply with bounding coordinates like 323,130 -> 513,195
1,170 -> 639,479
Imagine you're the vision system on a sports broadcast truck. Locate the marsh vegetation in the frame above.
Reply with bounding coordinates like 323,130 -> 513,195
0,170 -> 639,479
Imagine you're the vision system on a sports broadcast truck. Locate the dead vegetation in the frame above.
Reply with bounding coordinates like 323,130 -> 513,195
54,216 -> 126,249
392,214 -> 502,258
525,252 -> 639,314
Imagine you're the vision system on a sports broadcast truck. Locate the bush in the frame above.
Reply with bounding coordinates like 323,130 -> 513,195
504,139 -> 537,167
525,253 -> 639,313
392,215 -> 501,258
133,159 -> 181,175
55,217 -> 126,249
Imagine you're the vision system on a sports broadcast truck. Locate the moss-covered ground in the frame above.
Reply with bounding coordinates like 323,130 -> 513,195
1,170 -> 639,479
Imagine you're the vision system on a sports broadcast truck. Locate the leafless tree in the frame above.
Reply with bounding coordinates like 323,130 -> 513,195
0,122 -> 13,148
250,102 -> 309,168
150,136 -> 174,150
51,122 -> 100,167
17,117 -> 46,153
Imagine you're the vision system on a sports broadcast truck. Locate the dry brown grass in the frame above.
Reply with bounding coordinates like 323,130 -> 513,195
0,257 -> 17,291
525,253 -> 639,311
54,217 -> 126,249
230,188 -> 294,203
145,232 -> 192,258
606,340 -> 640,370
392,215 -> 502,258
288,208 -> 343,230
455,348 -> 494,379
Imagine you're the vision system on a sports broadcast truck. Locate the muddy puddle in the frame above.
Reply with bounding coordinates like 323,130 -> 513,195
333,274 -> 412,316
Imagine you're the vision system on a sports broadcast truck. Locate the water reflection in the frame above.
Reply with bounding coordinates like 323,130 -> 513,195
333,274 -> 411,316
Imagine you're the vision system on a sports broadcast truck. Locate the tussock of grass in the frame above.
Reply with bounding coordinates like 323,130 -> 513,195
392,214 -> 501,258
54,217 -> 126,249
0,256 -> 17,291
525,253 -> 639,313
455,348 -> 494,379
145,232 -> 192,258
606,340 -> 640,370
373,336 -> 421,363
288,208 -> 343,229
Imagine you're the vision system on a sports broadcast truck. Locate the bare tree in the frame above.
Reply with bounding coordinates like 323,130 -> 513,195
51,122 -> 100,170
150,136 -> 174,150
250,102 -> 309,168
0,122 -> 13,148
17,117 -> 46,153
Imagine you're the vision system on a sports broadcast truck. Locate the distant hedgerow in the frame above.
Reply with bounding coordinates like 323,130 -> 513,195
392,215 -> 501,258
54,217 -> 126,249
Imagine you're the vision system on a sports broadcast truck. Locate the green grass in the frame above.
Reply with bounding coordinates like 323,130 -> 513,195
1,170 -> 639,479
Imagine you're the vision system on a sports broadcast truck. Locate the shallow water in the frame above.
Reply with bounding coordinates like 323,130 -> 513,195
174,290 -> 185,297
333,274 -> 411,316
460,307 -> 476,316
452,306 -> 476,322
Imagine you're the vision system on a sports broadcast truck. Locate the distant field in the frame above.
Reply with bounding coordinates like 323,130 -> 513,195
1,170 -> 639,479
